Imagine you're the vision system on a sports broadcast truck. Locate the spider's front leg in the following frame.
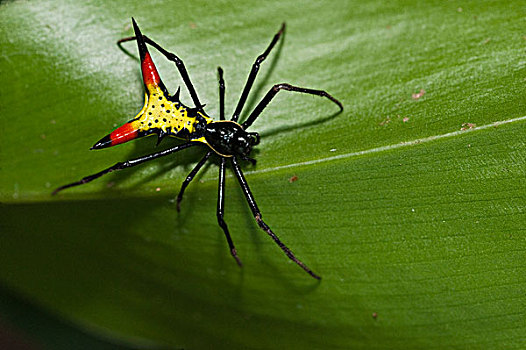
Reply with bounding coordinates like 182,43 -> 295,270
230,157 -> 321,280
243,83 -> 343,129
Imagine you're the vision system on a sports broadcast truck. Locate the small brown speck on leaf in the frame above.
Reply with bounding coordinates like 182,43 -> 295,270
461,122 -> 476,131
379,116 -> 391,126
372,312 -> 378,319
289,175 -> 298,183
412,89 -> 426,100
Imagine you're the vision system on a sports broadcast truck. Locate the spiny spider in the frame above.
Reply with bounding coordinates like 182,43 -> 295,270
53,18 -> 343,279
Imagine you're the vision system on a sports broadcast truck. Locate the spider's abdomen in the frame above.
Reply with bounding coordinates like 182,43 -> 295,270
133,86 -> 211,138
92,86 -> 212,149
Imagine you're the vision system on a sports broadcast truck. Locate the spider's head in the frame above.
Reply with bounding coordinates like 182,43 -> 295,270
204,121 -> 259,157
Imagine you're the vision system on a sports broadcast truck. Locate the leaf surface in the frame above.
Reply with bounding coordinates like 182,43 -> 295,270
1,0 -> 524,348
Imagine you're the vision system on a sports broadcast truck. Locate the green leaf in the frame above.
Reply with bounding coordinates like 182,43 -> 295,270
1,0 -> 524,348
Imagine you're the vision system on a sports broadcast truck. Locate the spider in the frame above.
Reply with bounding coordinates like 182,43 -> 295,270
53,18 -> 343,279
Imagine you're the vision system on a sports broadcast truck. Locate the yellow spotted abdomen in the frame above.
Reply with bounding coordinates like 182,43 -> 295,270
132,86 -> 211,137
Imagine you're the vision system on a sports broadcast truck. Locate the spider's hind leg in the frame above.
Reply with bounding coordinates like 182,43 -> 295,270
53,143 -> 196,195
117,19 -> 203,110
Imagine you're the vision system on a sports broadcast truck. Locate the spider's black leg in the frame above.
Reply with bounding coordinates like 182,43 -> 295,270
231,23 -> 285,122
230,157 -> 321,279
52,143 -> 196,195
176,151 -> 212,212
218,157 -> 242,266
218,66 -> 225,120
117,20 -> 203,110
214,66 -> 242,265
242,83 -> 343,129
